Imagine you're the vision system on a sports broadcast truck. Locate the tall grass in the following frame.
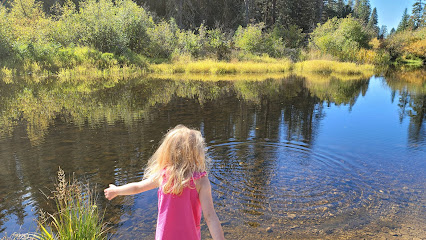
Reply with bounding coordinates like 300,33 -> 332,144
149,58 -> 293,75
294,60 -> 374,75
37,167 -> 108,240
149,59 -> 375,82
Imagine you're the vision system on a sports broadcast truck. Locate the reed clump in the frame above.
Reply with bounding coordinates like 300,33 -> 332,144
294,60 -> 375,75
149,58 -> 293,75
37,167 -> 108,240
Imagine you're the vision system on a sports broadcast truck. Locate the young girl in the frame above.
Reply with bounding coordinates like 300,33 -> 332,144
104,125 -> 225,240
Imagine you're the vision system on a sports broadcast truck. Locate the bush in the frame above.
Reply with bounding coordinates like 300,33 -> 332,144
205,27 -> 231,60
50,0 -> 154,54
384,28 -> 426,61
310,16 -> 371,62
271,24 -> 305,49
0,6 -> 14,60
176,29 -> 203,57
233,23 -> 265,55
37,167 -> 108,240
146,19 -> 179,59
8,0 -> 50,45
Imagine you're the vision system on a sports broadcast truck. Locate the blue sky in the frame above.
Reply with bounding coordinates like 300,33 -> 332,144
370,0 -> 416,30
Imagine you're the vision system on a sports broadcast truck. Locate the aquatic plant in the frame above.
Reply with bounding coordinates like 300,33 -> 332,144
37,167 -> 108,240
294,60 -> 374,76
149,59 -> 292,75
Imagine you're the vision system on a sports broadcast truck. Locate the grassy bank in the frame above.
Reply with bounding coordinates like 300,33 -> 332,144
1,57 -> 377,83
148,59 -> 375,81
1,0 -> 423,83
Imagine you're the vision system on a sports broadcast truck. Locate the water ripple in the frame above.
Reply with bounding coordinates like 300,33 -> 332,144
207,140 -> 387,224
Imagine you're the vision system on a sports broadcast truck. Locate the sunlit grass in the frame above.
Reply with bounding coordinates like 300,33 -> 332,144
149,72 -> 291,81
294,60 -> 375,75
149,59 -> 293,75
37,167 -> 108,240
57,65 -> 145,82
149,59 -> 375,82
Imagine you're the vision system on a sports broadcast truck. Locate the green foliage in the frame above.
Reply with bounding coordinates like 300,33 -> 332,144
385,27 -> 426,62
205,27 -> 231,60
232,23 -> 289,58
50,0 -> 154,54
353,0 -> 371,24
411,0 -> 425,29
271,24 -> 305,49
176,29 -> 203,57
233,23 -> 265,55
146,19 -> 179,59
310,16 -> 370,61
397,8 -> 411,32
0,6 -> 14,60
37,167 -> 107,240
367,7 -> 379,35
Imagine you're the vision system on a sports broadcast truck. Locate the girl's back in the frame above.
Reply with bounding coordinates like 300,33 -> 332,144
156,171 -> 207,240
104,125 -> 224,240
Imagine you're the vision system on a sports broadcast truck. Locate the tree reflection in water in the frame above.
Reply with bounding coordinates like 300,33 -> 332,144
0,73 -> 424,237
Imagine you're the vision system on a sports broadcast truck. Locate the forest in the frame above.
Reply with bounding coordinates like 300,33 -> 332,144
0,0 -> 425,78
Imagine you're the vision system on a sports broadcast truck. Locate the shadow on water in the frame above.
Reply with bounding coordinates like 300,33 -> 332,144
0,73 -> 424,239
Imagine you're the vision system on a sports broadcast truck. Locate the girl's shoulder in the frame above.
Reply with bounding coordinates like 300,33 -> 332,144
192,171 -> 207,181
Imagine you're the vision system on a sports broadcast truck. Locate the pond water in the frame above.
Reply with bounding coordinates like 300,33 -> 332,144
0,73 -> 425,239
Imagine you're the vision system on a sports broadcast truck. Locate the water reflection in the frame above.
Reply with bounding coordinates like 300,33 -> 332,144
0,74 -> 425,238
0,76 -> 375,146
385,69 -> 426,147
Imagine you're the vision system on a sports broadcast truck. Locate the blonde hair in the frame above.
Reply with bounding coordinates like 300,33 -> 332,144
143,125 -> 207,195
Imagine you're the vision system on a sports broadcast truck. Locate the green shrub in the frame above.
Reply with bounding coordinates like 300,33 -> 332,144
51,0 -> 153,54
271,24 -> 305,49
0,6 -> 14,60
37,167 -> 108,240
385,28 -> 426,61
233,23 -> 265,55
146,19 -> 179,58
310,16 -> 371,62
8,0 -> 50,45
175,29 -> 203,57
206,27 -> 231,60
115,0 -> 154,53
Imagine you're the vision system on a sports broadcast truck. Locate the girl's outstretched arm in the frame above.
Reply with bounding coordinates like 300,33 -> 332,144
104,178 -> 159,200
198,176 -> 225,240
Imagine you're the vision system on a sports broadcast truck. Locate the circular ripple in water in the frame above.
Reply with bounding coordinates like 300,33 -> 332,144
207,140 -> 384,226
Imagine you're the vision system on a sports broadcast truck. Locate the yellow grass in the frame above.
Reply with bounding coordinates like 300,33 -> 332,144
149,59 -> 375,82
149,72 -> 292,82
149,59 -> 293,75
294,60 -> 375,75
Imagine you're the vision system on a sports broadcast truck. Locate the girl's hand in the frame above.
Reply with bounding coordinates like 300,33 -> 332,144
104,184 -> 118,200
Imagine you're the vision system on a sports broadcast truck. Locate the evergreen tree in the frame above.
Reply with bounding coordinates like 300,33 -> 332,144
353,0 -> 371,23
422,3 -> 426,28
397,8 -> 410,32
389,27 -> 395,35
367,7 -> 378,32
337,0 -> 345,17
411,0 -> 425,29
347,0 -> 354,8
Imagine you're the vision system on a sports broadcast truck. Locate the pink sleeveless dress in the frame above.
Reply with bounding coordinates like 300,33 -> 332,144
156,171 -> 207,240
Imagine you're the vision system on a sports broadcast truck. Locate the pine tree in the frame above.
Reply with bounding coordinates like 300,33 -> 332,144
397,8 -> 410,32
337,0 -> 345,17
389,28 -> 396,35
411,0 -> 425,29
353,0 -> 360,17
421,3 -> 426,28
353,0 -> 371,23
367,7 -> 378,31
